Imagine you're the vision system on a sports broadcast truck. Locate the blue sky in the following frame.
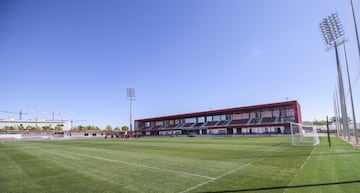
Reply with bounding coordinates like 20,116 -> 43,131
1,0 -> 359,129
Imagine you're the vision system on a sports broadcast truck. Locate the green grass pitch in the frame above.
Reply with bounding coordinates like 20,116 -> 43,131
1,136 -> 360,193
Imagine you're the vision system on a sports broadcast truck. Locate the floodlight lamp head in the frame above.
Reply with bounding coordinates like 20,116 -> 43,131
319,12 -> 345,49
319,21 -> 334,46
127,88 -> 135,99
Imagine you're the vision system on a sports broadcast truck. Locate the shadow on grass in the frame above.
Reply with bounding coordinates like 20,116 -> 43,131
200,180 -> 360,193
239,150 -> 360,160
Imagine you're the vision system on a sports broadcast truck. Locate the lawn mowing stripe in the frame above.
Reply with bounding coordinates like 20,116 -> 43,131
179,156 -> 267,193
0,158 -> 51,164
300,148 -> 315,170
282,147 -> 316,193
179,144 -> 301,193
66,151 -> 216,180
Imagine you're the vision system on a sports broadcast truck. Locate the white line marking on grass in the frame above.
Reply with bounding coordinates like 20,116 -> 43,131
300,148 -> 315,170
282,147 -> 316,193
66,151 -> 215,180
179,157 -> 267,193
179,163 -> 251,193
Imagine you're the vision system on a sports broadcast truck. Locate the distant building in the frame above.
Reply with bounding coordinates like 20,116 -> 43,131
135,100 -> 302,136
0,118 -> 71,131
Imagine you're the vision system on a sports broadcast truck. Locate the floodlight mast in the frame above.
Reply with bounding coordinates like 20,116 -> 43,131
127,88 -> 135,133
335,86 -> 345,137
319,12 -> 350,141
350,0 -> 360,64
333,91 -> 341,136
343,44 -> 359,146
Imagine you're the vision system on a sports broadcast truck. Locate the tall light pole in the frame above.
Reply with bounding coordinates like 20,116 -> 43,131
319,12 -> 350,141
127,88 -> 135,133
343,44 -> 359,145
350,0 -> 360,63
333,90 -> 341,136
334,86 -> 344,137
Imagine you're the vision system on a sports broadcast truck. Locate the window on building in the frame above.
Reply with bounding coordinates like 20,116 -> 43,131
197,117 -> 205,123
232,113 -> 249,120
185,117 -> 196,123
138,122 -> 144,128
280,110 -> 286,117
225,114 -> 231,120
213,115 -> 221,121
220,115 -> 227,120
261,111 -> 272,118
286,109 -> 295,117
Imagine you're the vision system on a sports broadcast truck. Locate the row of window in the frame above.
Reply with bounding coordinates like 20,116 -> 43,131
138,108 -> 295,128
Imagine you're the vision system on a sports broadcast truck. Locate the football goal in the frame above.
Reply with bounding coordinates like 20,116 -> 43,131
290,122 -> 320,146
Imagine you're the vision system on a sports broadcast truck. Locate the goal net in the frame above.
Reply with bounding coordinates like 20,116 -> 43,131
290,122 -> 320,146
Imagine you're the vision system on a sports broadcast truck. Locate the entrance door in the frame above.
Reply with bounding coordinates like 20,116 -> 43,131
236,128 -> 241,134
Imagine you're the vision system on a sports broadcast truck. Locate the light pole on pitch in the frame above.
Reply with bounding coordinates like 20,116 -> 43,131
127,88 -> 135,134
319,12 -> 350,141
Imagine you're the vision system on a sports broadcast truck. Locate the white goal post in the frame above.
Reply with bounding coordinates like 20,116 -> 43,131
290,122 -> 320,146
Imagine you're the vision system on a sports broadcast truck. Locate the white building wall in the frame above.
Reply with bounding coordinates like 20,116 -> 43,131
0,119 -> 71,130
208,128 -> 227,134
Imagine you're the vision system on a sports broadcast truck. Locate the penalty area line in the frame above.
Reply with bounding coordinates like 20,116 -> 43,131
179,156 -> 268,193
65,151 -> 215,180
300,148 -> 315,170
283,147 -> 316,193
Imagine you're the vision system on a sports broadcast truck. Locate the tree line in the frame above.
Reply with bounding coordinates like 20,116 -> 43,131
104,125 -> 129,131
2,125 -> 129,131
3,125 -> 63,130
304,117 -> 352,126
72,125 -> 129,131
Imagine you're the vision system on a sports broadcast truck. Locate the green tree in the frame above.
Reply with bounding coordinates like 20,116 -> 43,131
313,120 -> 327,125
4,126 -> 15,130
121,126 -> 129,131
85,125 -> 100,130
17,125 -> 25,130
73,125 -> 86,130
105,125 -> 113,131
42,126 -> 52,130
114,127 -> 120,130
32,126 -> 41,130
303,121 -> 313,125
54,125 -> 62,130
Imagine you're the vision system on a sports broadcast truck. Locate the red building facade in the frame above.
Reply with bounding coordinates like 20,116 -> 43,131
135,100 -> 301,136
